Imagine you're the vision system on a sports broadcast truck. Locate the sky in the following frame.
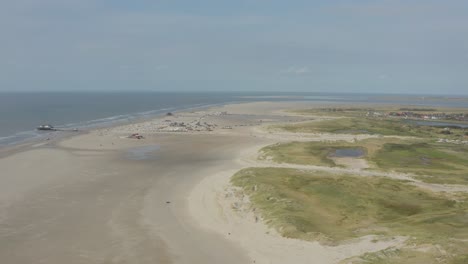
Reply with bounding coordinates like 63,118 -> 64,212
0,0 -> 467,94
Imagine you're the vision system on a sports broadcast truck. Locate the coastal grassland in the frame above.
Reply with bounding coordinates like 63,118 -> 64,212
260,139 -> 468,184
260,138 -> 406,167
260,139 -> 384,167
371,142 -> 468,184
276,117 -> 467,138
290,107 -> 380,117
277,118 -> 415,136
291,106 -> 468,118
345,247 -> 468,264
231,168 -> 468,263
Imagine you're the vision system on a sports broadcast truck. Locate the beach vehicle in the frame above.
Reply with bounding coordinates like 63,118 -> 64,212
128,133 -> 144,139
37,125 -> 56,131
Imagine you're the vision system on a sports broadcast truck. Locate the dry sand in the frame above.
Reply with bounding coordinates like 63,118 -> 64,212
0,102 -> 300,263
189,169 -> 406,264
0,101 -> 462,264
0,134 -> 259,263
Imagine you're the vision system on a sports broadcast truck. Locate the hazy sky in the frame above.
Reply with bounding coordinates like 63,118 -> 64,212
1,0 -> 467,94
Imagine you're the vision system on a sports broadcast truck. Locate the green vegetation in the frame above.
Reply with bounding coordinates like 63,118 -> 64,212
348,247 -> 468,264
240,106 -> 468,263
261,139 -> 468,184
277,117 -> 467,138
260,141 -> 368,167
293,106 -> 468,117
371,142 -> 468,184
278,118 -> 414,136
232,168 -> 468,263
399,108 -> 437,112
291,108 -> 375,117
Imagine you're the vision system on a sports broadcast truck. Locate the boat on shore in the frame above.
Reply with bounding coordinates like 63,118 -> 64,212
37,125 -> 56,131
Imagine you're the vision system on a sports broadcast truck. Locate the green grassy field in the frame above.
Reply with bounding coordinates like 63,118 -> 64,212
261,139 -> 468,184
292,106 -> 468,118
260,141 -> 368,167
371,142 -> 468,184
277,117 -> 467,139
232,168 -> 468,263
347,247 -> 468,264
278,118 -> 416,136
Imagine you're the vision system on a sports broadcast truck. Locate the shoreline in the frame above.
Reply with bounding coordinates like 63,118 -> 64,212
1,100 -> 466,263
0,101 -> 313,263
0,100 -> 240,149
3,95 -> 468,148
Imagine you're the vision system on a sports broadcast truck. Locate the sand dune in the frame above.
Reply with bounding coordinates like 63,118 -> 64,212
1,101 -> 460,264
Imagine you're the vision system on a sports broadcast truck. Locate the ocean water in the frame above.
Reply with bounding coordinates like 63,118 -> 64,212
1,92 -> 467,146
0,92 -> 243,146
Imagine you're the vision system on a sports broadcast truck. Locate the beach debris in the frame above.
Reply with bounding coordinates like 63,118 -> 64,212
128,133 -> 144,139
166,201 -> 171,204
166,112 -> 173,116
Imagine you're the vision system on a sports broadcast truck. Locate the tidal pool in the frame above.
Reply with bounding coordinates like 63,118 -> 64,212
405,120 -> 468,128
125,145 -> 160,160
330,148 -> 365,158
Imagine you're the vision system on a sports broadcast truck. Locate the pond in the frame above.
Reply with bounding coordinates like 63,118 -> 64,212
330,148 -> 366,158
125,145 -> 160,160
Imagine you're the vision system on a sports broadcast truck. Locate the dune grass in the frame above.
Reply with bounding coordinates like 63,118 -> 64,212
261,139 -> 468,184
277,117 -> 468,139
349,247 -> 468,264
278,118 -> 427,136
232,168 -> 468,263
371,142 -> 468,184
260,141 -> 369,167
292,106 -> 468,119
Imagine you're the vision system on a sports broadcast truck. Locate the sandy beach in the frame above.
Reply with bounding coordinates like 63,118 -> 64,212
2,101 -> 463,264
0,101 -> 301,264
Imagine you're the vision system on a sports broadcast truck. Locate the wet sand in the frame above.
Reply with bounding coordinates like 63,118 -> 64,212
3,101 -> 451,264
0,101 -> 307,264
0,133 -> 263,263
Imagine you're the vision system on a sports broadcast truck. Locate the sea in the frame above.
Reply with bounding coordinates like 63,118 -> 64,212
1,91 -> 467,146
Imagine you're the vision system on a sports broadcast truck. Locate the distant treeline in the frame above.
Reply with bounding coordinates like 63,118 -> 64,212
399,108 -> 437,112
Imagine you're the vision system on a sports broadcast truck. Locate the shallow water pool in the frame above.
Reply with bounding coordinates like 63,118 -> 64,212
331,148 -> 365,158
125,145 -> 161,160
